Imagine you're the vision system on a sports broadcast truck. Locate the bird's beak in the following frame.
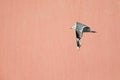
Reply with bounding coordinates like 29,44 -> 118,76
90,30 -> 96,33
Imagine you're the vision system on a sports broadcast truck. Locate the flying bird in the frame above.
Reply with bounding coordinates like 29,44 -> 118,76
71,22 -> 96,48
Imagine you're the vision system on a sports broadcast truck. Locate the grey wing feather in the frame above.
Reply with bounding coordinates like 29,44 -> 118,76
76,30 -> 82,48
75,22 -> 87,48
75,24 -> 86,48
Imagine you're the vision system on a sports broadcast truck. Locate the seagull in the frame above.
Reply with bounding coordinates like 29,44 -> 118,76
71,22 -> 96,48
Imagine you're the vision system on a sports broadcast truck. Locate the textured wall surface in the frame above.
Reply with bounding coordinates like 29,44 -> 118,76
0,0 -> 120,80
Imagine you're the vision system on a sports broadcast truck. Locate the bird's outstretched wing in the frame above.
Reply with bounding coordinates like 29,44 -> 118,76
75,30 -> 82,48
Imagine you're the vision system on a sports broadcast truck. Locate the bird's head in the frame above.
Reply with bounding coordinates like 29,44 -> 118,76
89,28 -> 96,33
83,27 -> 96,33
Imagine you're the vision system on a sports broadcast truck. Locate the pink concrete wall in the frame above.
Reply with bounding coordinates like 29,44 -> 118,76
0,0 -> 120,80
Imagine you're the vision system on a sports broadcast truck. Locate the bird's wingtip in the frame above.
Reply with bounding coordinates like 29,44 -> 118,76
77,47 -> 80,49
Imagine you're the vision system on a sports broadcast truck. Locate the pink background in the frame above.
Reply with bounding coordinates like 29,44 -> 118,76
0,0 -> 120,80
